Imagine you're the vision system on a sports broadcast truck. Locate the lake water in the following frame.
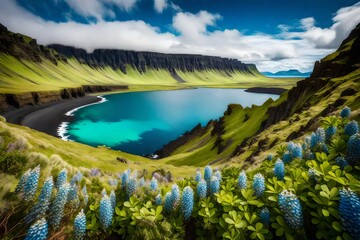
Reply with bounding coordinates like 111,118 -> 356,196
62,88 -> 279,155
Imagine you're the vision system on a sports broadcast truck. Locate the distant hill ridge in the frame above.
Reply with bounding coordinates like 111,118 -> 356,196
262,69 -> 311,77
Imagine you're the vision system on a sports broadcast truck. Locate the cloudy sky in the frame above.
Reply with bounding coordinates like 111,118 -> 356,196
0,0 -> 360,72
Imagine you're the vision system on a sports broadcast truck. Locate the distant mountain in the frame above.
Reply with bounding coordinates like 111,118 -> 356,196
262,69 -> 311,77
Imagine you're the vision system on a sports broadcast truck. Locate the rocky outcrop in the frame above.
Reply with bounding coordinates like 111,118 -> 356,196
48,44 -> 255,74
311,23 -> 360,78
0,23 -> 65,64
0,85 -> 128,112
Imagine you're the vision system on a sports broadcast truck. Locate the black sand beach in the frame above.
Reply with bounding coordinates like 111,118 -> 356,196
1,96 -> 100,137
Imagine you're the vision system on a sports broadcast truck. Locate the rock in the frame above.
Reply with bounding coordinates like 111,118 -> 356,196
116,157 -> 128,164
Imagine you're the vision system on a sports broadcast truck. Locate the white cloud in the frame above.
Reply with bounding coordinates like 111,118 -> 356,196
280,3 -> 360,48
64,0 -> 138,20
0,0 -> 359,72
154,0 -> 167,13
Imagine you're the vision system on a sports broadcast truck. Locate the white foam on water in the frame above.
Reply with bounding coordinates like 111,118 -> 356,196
58,95 -> 107,140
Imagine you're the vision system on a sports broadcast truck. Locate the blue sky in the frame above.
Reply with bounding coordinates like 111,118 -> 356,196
0,0 -> 360,72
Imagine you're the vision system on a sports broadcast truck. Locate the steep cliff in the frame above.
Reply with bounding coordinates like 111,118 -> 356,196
48,44 -> 254,74
159,23 -> 360,167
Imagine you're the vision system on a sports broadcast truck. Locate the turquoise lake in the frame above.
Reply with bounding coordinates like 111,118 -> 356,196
64,88 -> 279,155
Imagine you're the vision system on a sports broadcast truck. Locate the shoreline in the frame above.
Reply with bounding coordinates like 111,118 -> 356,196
0,86 -> 287,140
245,87 -> 287,95
1,96 -> 101,137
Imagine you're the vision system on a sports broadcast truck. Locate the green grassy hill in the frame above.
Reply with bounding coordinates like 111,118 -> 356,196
159,24 -> 360,168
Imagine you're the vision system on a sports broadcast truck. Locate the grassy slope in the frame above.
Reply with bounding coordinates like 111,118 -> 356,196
163,30 -> 360,167
0,53 -> 298,93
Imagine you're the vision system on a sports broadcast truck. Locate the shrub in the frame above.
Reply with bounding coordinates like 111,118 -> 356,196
0,151 -> 27,175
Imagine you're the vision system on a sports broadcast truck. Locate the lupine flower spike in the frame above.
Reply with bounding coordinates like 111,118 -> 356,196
50,183 -> 70,229
25,218 -> 48,240
238,170 -> 247,189
347,134 -> 360,165
164,192 -> 172,213
210,176 -> 220,195
274,159 -> 285,180
150,177 -> 158,192
170,184 -> 180,209
195,170 -> 202,182
259,208 -> 270,225
100,195 -> 113,230
204,166 -> 213,182
180,186 -> 194,220
155,194 -> 162,205
339,188 -> 360,239
344,120 -> 359,137
25,176 -> 54,223
74,209 -> 86,240
56,168 -> 68,189
340,106 -> 351,118
252,173 -> 265,197
278,190 -> 303,230
15,169 -> 31,193
197,179 -> 207,199
126,178 -> 137,200
24,166 -> 41,202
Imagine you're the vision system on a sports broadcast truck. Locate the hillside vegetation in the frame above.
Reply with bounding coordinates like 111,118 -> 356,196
159,24 -> 360,168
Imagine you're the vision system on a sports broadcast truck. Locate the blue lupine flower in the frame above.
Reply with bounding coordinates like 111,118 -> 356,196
139,177 -> 145,187
325,126 -> 337,142
282,152 -> 292,163
155,194 -> 162,205
336,156 -> 349,169
303,136 -> 311,150
25,176 -> 54,224
15,169 -> 31,193
56,168 -> 68,189
259,208 -> 270,225
70,171 -> 83,185
50,183 -> 70,229
210,176 -> 220,195
347,133 -> 360,165
278,190 -> 303,230
180,186 -> 194,220
24,166 -> 40,201
274,159 -> 285,180
110,190 -> 116,210
121,171 -> 129,189
25,218 -> 48,240
170,184 -> 180,209
204,166 -> 213,182
108,178 -> 118,187
340,106 -> 351,118
287,142 -> 295,153
150,177 -> 158,192
126,178 -> 137,200
308,168 -> 317,183
99,195 -> 113,230
82,186 -> 88,206
344,120 -> 359,137
74,209 -> 86,240
339,188 -> 360,239
195,170 -> 202,182
310,128 -> 326,149
214,170 -> 222,182
238,170 -> 247,189
252,173 -> 265,197
291,144 -> 303,159
68,184 -> 78,202
197,179 -> 207,199
164,192 -> 172,213
266,154 -> 273,161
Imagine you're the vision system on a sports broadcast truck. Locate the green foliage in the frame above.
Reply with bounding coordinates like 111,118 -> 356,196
0,150 -> 27,175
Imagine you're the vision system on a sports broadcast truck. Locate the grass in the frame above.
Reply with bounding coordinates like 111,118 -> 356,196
0,54 -> 298,93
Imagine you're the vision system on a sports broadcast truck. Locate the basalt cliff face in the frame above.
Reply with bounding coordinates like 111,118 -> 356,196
49,44 -> 255,74
158,23 -> 360,166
